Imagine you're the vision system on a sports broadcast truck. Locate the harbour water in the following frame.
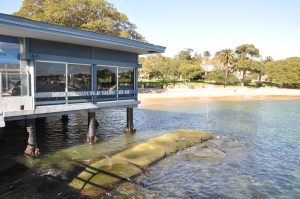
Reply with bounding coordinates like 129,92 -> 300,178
0,99 -> 300,198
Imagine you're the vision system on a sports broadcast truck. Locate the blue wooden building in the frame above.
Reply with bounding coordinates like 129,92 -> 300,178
0,14 -> 165,155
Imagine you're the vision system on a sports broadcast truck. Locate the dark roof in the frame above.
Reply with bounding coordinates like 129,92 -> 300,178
0,13 -> 166,55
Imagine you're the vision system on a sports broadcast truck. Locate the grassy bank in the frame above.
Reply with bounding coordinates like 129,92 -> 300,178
138,79 -> 221,89
138,79 -> 285,89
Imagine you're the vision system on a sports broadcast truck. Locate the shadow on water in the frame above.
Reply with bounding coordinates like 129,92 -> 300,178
71,160 -> 144,191
0,159 -> 86,199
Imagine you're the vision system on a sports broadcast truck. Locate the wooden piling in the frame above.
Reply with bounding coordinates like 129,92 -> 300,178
24,119 -> 40,157
124,108 -> 136,133
87,112 -> 98,144
61,115 -> 69,122
0,128 -> 4,141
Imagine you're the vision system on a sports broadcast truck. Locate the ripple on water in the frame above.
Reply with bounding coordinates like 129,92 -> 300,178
0,100 -> 300,198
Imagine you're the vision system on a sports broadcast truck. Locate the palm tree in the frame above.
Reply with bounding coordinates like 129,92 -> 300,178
215,49 -> 235,87
264,56 -> 273,63
203,51 -> 211,61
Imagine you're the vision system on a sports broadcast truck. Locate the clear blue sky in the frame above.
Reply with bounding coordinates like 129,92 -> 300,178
1,0 -> 300,60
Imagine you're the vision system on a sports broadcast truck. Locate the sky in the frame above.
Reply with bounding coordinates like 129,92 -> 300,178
1,0 -> 300,60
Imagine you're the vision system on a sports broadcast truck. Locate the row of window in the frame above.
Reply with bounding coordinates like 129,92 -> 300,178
0,35 -> 136,103
35,61 -> 135,102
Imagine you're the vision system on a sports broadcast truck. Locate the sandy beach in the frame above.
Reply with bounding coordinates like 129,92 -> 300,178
139,87 -> 300,106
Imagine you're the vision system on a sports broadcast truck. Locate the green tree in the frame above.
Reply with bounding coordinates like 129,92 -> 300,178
235,59 -> 265,86
167,58 -> 181,85
235,44 -> 260,60
178,60 -> 203,83
215,49 -> 235,87
234,44 -> 260,86
203,51 -> 211,60
235,59 -> 253,86
251,60 -> 266,86
176,48 -> 194,60
14,0 -> 144,40
175,49 -> 203,83
205,70 -> 240,86
264,56 -> 274,63
194,52 -> 202,63
266,57 -> 300,87
139,54 -> 180,85
139,54 -> 165,79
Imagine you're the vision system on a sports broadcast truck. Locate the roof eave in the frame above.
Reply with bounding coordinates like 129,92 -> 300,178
0,14 -> 166,55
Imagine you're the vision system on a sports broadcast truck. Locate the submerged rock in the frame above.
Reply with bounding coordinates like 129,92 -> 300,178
69,129 -> 214,197
203,136 -> 245,150
186,147 -> 226,161
184,136 -> 245,161
222,138 -> 245,148
113,142 -> 166,167
70,158 -> 142,195
148,133 -> 188,155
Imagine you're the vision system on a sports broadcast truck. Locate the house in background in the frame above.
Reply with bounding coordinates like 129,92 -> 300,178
201,59 -> 222,75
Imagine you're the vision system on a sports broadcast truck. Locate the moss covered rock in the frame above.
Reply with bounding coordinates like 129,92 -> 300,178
148,133 -> 188,155
172,129 -> 214,145
113,142 -> 166,167
70,129 -> 214,196
70,158 -> 141,191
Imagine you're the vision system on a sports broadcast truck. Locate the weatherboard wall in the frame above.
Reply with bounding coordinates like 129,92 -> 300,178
24,38 -> 139,66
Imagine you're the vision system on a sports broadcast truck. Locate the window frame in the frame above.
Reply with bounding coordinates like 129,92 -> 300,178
34,61 -> 137,105
0,35 -> 30,97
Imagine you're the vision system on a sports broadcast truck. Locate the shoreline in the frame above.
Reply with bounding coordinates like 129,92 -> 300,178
138,87 -> 300,105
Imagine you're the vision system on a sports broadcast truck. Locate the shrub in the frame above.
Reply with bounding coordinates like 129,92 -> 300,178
205,70 -> 240,86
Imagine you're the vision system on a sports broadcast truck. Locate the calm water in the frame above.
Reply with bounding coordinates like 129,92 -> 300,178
0,99 -> 300,198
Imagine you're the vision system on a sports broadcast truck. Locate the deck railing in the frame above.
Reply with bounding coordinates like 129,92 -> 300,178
35,89 -> 137,106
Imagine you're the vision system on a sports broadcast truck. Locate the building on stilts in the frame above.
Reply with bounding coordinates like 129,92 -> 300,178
0,14 -> 165,156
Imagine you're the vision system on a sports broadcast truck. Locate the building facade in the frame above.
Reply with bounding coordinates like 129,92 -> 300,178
0,14 -> 165,127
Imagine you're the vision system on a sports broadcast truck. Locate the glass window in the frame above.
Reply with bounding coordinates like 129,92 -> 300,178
0,35 -> 28,97
68,64 -> 92,91
97,66 -> 117,101
118,67 -> 134,98
1,73 -> 28,96
68,64 -> 92,101
0,35 -> 20,71
36,62 -> 66,93
118,67 -> 134,90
